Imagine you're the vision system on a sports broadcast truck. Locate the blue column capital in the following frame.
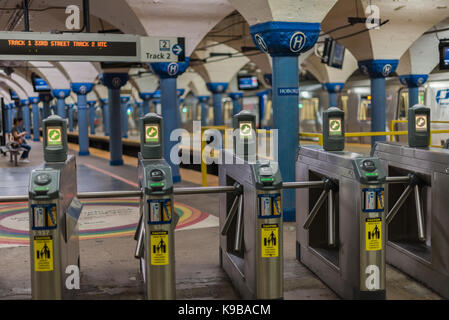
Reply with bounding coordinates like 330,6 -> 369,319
139,92 -> 153,100
322,82 -> 345,93
52,89 -> 71,99
137,101 -> 143,107
153,99 -> 161,105
149,57 -> 190,79
179,98 -> 184,104
100,98 -> 108,104
197,95 -> 210,103
87,100 -> 97,107
71,83 -> 94,95
399,74 -> 428,87
358,59 -> 398,78
120,96 -> 130,104
100,73 -> 129,89
30,96 -> 40,104
20,99 -> 29,106
153,90 -> 161,99
228,92 -> 243,100
256,90 -> 270,97
177,88 -> 185,97
207,82 -> 228,94
250,21 -> 321,57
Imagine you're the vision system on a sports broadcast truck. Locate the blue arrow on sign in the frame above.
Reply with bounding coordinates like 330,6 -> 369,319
172,44 -> 183,56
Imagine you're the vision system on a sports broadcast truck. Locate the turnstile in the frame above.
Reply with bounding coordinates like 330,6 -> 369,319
219,110 -> 284,299
134,113 -> 178,300
372,104 -> 449,298
29,115 -> 82,299
296,107 -> 387,299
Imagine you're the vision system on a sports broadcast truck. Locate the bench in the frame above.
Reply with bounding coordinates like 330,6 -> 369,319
1,134 -> 26,166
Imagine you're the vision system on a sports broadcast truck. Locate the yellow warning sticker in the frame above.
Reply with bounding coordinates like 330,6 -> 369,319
34,235 -> 54,272
150,231 -> 169,265
365,218 -> 382,251
261,224 -> 279,258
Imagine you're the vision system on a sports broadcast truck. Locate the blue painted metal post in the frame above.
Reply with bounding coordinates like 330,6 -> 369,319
20,99 -> 31,139
228,92 -> 243,116
120,96 -> 130,138
256,90 -> 268,123
358,60 -> 399,147
323,83 -> 344,108
87,100 -> 97,135
399,74 -> 428,109
150,58 -> 189,183
100,98 -> 109,136
139,92 -> 153,116
152,90 -> 161,113
206,82 -> 228,126
100,73 -> 129,166
9,103 -> 14,130
68,104 -> 74,132
4,104 -> 10,133
52,89 -> 70,118
250,21 -> 321,221
197,96 -> 210,126
30,97 -> 40,141
39,93 -> 52,120
71,83 -> 94,156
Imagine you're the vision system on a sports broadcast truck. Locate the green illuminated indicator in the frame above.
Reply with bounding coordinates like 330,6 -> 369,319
365,172 -> 378,177
34,186 -> 49,191
261,177 -> 274,182
150,182 -> 165,187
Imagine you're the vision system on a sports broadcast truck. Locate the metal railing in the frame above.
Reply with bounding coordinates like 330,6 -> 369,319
390,119 -> 449,147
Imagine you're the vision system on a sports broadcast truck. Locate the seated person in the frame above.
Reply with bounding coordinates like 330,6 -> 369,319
11,117 -> 31,163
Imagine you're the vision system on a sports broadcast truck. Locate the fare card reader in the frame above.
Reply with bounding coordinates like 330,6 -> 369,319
29,115 -> 82,299
408,104 -> 430,148
135,113 -> 178,300
323,107 -> 345,152
219,110 -> 284,299
233,110 -> 257,161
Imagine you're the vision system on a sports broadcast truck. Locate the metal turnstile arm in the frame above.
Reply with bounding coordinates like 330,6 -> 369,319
303,189 -> 329,230
221,195 -> 241,236
234,195 -> 244,252
134,215 -> 145,259
386,184 -> 413,224
414,185 -> 426,241
328,189 -> 335,247
282,181 -> 325,189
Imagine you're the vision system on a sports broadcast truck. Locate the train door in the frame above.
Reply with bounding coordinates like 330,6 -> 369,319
300,97 -> 320,134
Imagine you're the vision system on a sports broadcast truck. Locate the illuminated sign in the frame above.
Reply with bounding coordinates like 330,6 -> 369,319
0,32 -> 185,63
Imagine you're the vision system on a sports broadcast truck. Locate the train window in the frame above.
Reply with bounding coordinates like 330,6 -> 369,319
340,95 -> 348,117
300,98 -> 319,120
223,99 -> 233,124
398,89 -> 426,119
358,95 -> 371,121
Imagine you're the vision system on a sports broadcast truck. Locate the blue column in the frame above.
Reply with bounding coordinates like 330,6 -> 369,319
71,83 -> 94,156
250,21 -> 320,222
197,96 -> 210,126
228,92 -> 243,116
322,83 -> 344,107
30,97 -> 40,141
100,73 -> 129,166
4,104 -> 10,133
399,74 -> 428,109
52,89 -> 70,118
150,58 -> 190,183
87,100 -> 97,135
256,90 -> 268,123
139,93 -> 153,116
100,98 -> 109,136
8,103 -> 14,131
358,60 -> 399,146
120,96 -> 130,138
206,82 -> 228,125
67,104 -> 74,132
39,93 -> 52,119
20,99 -> 31,139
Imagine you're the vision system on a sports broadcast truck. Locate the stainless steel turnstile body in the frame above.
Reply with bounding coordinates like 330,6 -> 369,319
219,151 -> 283,299
296,145 -> 386,299
29,155 -> 82,299
373,142 -> 449,298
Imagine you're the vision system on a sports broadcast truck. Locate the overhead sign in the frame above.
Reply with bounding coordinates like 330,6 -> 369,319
0,31 -> 185,63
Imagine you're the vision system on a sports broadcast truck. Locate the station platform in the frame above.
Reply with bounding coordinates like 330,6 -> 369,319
0,140 -> 440,300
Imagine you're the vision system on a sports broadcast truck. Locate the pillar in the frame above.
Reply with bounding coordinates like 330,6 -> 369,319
399,74 -> 428,108
149,58 -> 190,183
8,103 -> 14,130
20,99 -> 31,139
228,92 -> 243,116
87,100 -> 97,135
30,97 -> 40,141
139,92 -> 153,116
100,98 -> 109,136
256,90 -> 270,126
71,83 -> 94,156
52,89 -> 70,118
4,104 -> 10,133
39,93 -> 52,120
120,96 -> 130,138
250,21 -> 320,221
322,83 -> 344,108
206,82 -> 228,126
100,73 -> 129,165
68,104 -> 74,132
358,60 -> 399,146
197,96 -> 210,126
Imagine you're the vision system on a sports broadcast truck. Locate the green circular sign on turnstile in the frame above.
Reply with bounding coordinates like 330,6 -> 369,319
145,124 -> 159,143
47,127 -> 62,145
415,115 -> 427,131
329,118 -> 342,136
240,122 -> 252,136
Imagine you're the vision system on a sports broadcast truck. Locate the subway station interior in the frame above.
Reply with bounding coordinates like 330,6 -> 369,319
1,0 -> 449,302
